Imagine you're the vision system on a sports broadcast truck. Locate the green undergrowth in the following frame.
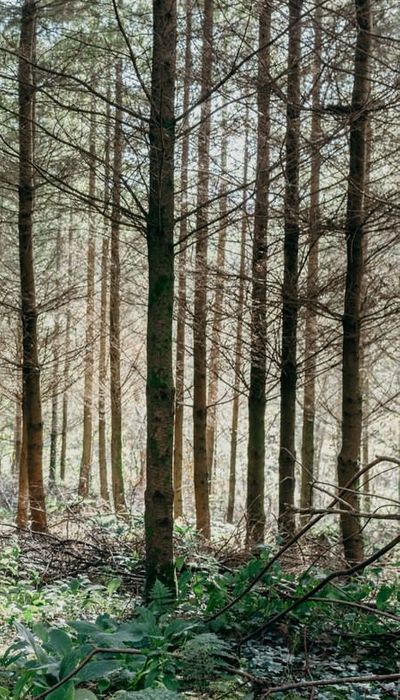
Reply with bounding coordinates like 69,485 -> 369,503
0,522 -> 398,699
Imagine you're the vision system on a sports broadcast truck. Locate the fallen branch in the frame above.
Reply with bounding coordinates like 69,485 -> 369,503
261,672 -> 400,697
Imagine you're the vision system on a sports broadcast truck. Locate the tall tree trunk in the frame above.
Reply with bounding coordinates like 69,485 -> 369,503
110,60 -> 126,514
173,0 -> 193,520
145,0 -> 177,594
246,2 -> 271,546
78,105 -> 96,497
18,0 -> 47,532
278,0 -> 303,538
98,93 -> 111,503
193,0 -> 213,538
227,118 -> 249,524
206,110 -> 228,487
300,6 -> 322,522
13,329 -> 23,475
337,0 -> 371,565
49,227 -> 62,488
60,218 -> 73,481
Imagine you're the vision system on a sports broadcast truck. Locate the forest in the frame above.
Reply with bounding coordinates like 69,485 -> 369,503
0,0 -> 399,697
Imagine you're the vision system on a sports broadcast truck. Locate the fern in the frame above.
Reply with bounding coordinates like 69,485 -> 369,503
180,632 -> 234,690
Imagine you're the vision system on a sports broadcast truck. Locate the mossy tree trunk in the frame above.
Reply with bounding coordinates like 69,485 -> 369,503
145,0 -> 177,595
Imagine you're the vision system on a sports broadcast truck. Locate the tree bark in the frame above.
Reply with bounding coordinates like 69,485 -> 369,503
206,109 -> 228,487
337,0 -> 371,565
173,0 -> 192,520
110,60 -> 126,514
60,218 -> 73,481
18,0 -> 47,532
300,6 -> 322,522
246,2 -> 271,546
98,92 -> 111,503
49,227 -> 62,488
227,118 -> 249,524
78,105 -> 96,498
278,0 -> 303,538
145,0 -> 177,594
193,0 -> 213,538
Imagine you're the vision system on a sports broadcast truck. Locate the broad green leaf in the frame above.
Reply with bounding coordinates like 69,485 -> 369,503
48,629 -> 73,656
46,681 -> 75,700
76,659 -> 120,682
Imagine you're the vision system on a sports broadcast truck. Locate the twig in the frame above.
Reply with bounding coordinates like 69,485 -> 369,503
262,672 -> 400,696
35,646 -> 144,699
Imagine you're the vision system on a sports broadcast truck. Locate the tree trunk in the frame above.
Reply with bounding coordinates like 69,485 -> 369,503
173,0 -> 192,520
60,218 -> 73,481
337,0 -> 371,565
18,0 -> 47,532
145,0 -> 177,594
16,416 -> 29,529
110,60 -> 126,514
98,93 -> 112,503
206,110 -> 228,487
278,0 -> 303,538
300,6 -> 322,522
49,227 -> 62,488
193,0 -> 213,538
78,105 -> 96,498
227,117 -> 249,524
246,2 -> 271,546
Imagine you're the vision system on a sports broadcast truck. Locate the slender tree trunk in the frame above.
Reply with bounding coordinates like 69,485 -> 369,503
60,218 -> 73,481
246,2 -> 271,546
110,60 -> 126,514
13,329 -> 23,474
98,94 -> 111,503
145,0 -> 177,594
98,232 -> 109,501
78,105 -> 96,498
278,0 -> 303,538
337,0 -> 371,565
16,416 -> 29,529
227,119 -> 249,524
18,0 -> 47,532
206,111 -> 228,486
173,0 -> 192,520
193,0 -> 213,538
300,6 -> 322,522
49,227 -> 61,488
13,402 -> 22,475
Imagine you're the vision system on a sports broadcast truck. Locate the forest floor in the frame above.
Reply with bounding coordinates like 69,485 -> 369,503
0,497 -> 398,699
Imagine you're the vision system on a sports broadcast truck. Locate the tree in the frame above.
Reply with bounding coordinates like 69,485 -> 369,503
300,5 -> 322,521
193,0 -> 214,538
278,0 -> 303,538
173,0 -> 193,520
110,59 -> 126,514
227,116 -> 249,524
18,0 -> 47,532
337,0 -> 372,565
145,0 -> 177,594
246,0 -> 271,546
78,104 -> 96,498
